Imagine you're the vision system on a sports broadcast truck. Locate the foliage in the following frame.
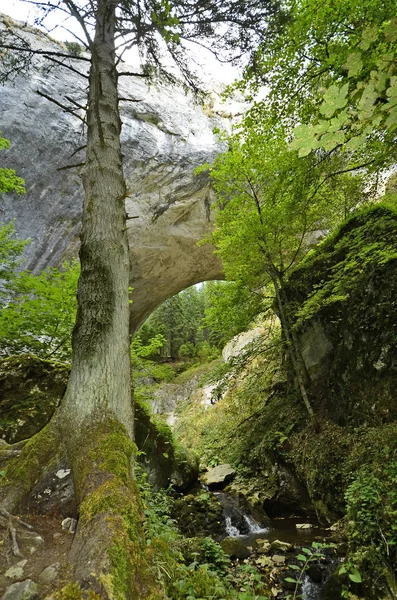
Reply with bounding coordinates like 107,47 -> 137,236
136,464 -> 270,599
342,460 -> 397,596
0,259 -> 79,360
0,221 -> 28,303
284,542 -> 334,600
139,284 -> 220,362
201,119 -> 371,293
0,133 -> 25,196
292,204 -> 397,326
236,0 -> 397,175
203,280 -> 264,347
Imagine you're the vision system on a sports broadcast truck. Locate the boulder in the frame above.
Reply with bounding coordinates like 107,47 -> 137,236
1,580 -> 38,600
201,464 -> 236,489
270,540 -> 293,553
221,537 -> 251,559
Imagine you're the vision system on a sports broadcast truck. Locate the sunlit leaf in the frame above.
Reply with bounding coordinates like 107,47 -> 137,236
320,84 -> 349,119
344,52 -> 363,77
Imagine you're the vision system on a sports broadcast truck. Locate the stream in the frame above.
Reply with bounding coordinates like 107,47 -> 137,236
214,492 -> 340,600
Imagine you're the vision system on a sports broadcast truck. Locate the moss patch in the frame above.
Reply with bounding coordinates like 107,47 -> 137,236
69,419 -> 163,600
0,420 -> 61,510
0,354 -> 69,443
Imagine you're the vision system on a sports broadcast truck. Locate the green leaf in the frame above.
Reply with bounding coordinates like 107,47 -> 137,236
384,18 -> 397,42
359,26 -> 378,51
344,134 -> 366,151
320,84 -> 349,119
344,52 -> 363,77
290,124 -> 320,157
348,568 -> 362,583
284,577 -> 298,583
320,129 -> 345,151
296,554 -> 307,561
385,106 -> 397,130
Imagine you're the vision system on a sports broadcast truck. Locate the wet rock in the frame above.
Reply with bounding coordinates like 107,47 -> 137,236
221,536 -> 251,559
336,542 -> 348,555
270,540 -> 293,553
296,523 -> 312,530
38,563 -> 59,585
271,554 -> 286,565
201,464 -> 236,489
307,563 -> 323,583
1,579 -> 38,600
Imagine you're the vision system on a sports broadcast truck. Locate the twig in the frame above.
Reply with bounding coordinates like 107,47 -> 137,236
8,519 -> 23,558
0,509 -> 34,531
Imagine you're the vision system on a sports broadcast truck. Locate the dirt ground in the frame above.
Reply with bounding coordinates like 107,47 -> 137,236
0,513 -> 74,597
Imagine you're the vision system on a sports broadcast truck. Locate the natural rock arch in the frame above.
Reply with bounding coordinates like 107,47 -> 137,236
0,17 -> 225,331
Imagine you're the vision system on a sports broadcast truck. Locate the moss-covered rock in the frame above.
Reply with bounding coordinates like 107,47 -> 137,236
0,354 -> 69,443
284,205 -> 397,426
0,354 -> 197,492
171,488 -> 225,538
135,399 -> 198,491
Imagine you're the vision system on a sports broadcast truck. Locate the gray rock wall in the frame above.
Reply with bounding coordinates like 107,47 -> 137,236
0,17 -> 225,329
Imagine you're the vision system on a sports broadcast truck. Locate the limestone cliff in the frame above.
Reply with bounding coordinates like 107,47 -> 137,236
0,15 -> 226,329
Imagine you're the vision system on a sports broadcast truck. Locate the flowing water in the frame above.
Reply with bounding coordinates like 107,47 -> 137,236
214,491 -> 338,600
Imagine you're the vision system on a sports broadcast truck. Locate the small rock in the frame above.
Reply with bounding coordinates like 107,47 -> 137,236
16,560 -> 28,568
5,566 -> 24,579
271,554 -> 286,565
1,579 -> 38,600
220,536 -> 251,560
53,533 -> 62,540
256,540 -> 271,554
38,563 -> 59,585
296,523 -> 312,530
61,517 -> 77,533
55,468 -> 71,479
270,539 -> 293,553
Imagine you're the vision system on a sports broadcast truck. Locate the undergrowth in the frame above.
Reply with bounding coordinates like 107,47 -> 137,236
136,465 -> 271,599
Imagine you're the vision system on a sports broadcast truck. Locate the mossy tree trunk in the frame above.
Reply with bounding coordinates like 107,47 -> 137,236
54,1 -> 149,595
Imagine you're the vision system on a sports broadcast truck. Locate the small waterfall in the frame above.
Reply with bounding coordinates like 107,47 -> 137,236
215,491 -> 268,538
225,516 -> 241,537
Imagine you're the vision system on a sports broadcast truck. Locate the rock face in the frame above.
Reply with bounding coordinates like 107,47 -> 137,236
0,16 -> 225,330
284,205 -> 397,426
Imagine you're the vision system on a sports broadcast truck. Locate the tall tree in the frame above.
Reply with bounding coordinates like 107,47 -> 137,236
202,121 -> 369,418
0,1 -> 281,596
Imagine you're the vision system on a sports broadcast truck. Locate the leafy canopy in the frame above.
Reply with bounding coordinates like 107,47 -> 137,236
236,0 -> 397,167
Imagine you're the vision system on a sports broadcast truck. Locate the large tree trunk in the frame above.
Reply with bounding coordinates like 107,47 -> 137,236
54,1 -> 156,596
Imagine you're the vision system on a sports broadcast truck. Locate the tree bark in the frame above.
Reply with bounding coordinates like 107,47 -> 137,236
55,1 -> 148,595
60,0 -> 132,444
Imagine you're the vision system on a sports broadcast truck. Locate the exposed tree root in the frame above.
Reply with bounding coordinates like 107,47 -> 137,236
0,509 -> 40,561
